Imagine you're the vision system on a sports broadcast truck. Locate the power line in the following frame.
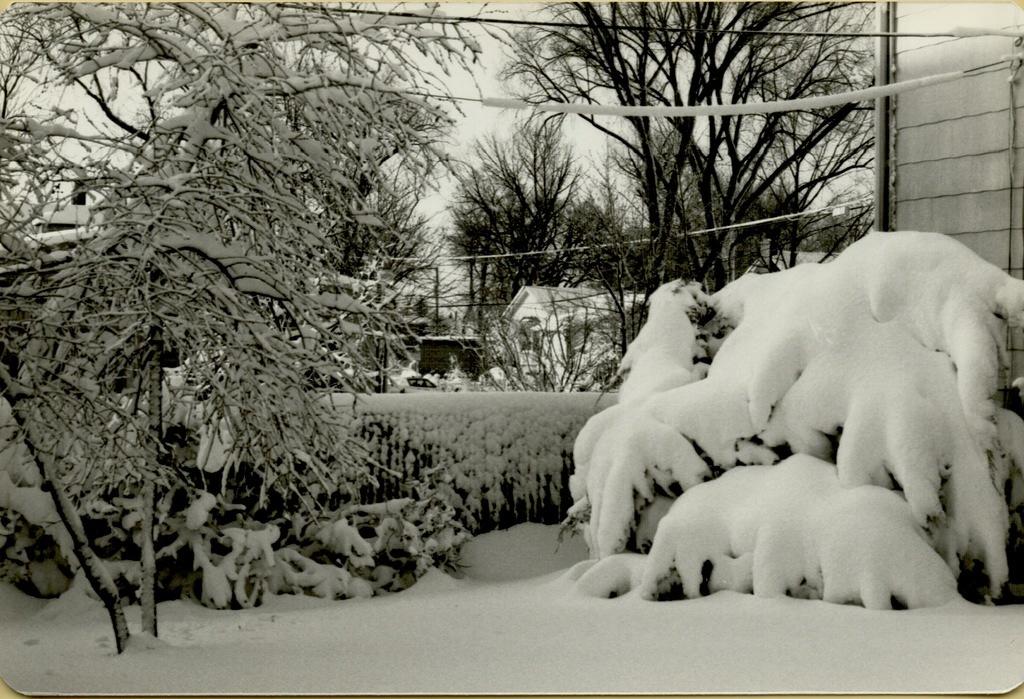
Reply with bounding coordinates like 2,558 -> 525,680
405,57 -> 1012,121
339,7 -> 1024,41
482,61 -> 1010,118
394,197 -> 872,265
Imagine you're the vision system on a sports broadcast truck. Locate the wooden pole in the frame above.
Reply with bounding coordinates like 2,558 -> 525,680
874,1 -> 893,232
434,266 -> 440,329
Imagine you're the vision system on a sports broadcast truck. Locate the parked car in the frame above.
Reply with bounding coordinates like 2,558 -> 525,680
400,375 -> 438,392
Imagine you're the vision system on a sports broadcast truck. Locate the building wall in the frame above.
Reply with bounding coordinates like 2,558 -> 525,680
893,2 -> 1024,383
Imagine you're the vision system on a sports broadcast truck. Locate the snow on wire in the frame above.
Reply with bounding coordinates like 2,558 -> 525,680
481,63 -> 1013,118
339,8 -> 1024,42
389,197 -> 872,265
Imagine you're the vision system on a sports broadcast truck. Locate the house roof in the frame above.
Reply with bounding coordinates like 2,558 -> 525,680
504,285 -> 645,321
505,285 -> 606,319
35,203 -> 92,229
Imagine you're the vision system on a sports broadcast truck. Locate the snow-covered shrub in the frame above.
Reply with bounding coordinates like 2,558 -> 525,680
52,468 -> 470,610
0,386 -> 474,608
0,415 -> 75,597
338,391 -> 615,532
574,458 -> 958,610
0,506 -> 73,598
270,488 -> 469,601
152,480 -> 468,609
570,231 -> 1024,606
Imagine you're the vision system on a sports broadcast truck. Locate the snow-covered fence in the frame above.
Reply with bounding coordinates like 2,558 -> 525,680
334,392 -> 616,533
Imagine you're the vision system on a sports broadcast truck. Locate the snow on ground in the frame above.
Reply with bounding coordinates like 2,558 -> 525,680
2,524 -> 1023,695
458,522 -> 589,581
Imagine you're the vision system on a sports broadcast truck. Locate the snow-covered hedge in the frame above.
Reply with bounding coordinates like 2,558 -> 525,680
570,232 -> 1024,608
0,390 -> 613,604
336,392 -> 616,533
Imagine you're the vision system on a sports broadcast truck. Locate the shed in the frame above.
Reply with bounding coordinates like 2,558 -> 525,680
417,335 -> 482,377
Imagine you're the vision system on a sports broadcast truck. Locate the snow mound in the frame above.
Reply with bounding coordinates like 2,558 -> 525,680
459,523 -> 589,582
571,231 -> 1024,599
403,567 -> 464,595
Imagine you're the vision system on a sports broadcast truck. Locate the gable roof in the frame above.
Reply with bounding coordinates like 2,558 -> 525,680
504,285 -> 645,321
505,285 -> 603,319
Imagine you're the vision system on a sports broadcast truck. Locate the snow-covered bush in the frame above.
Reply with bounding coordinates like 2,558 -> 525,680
0,388 -> 470,608
0,407 -> 75,597
152,485 -> 468,609
639,455 -> 955,608
570,232 -> 1024,607
574,456 -> 959,609
0,467 -> 470,609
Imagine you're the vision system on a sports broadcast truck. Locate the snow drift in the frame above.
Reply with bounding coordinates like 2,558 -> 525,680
571,231 -> 1024,606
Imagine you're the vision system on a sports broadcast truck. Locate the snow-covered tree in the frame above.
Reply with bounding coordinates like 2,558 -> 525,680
0,3 -> 479,651
568,232 -> 1024,609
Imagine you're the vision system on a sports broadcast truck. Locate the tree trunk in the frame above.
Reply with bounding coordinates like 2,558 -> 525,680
139,479 -> 157,637
141,325 -> 163,637
7,402 -> 130,652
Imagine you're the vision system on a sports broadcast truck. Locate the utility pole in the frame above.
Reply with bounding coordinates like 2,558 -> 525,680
375,269 -> 393,393
468,260 -> 476,332
434,266 -> 440,329
874,1 -> 894,232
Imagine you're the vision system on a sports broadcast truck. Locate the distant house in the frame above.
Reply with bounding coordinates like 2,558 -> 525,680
504,285 -> 617,325
0,185 -> 97,279
35,188 -> 92,232
878,2 -> 1024,383
501,285 -> 634,390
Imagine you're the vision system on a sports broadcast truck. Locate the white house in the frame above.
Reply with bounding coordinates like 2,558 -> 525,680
877,2 -> 1024,384
504,285 -> 616,325
0,184 -> 98,278
501,285 -> 634,391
